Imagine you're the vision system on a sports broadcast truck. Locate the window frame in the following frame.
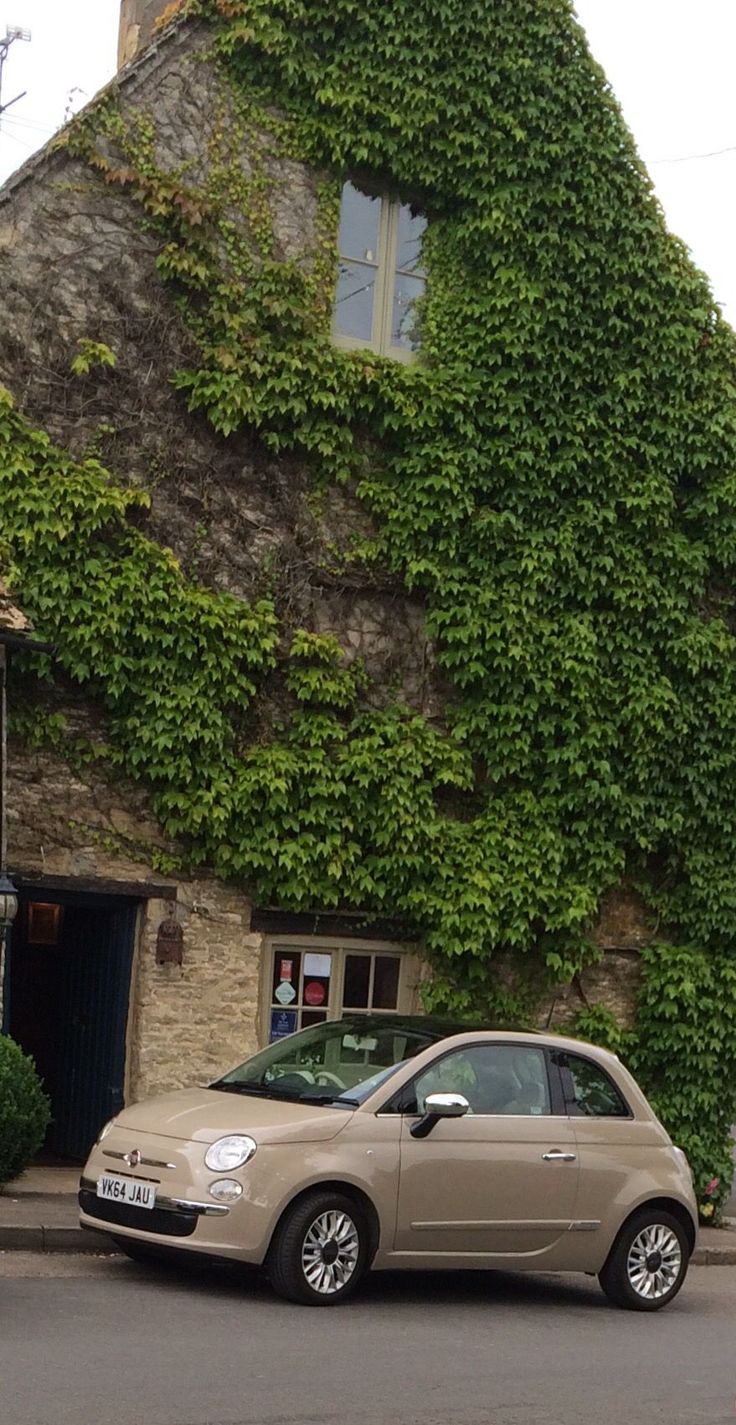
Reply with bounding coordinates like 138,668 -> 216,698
260,936 -> 422,1046
332,185 -> 426,363
552,1050 -> 634,1120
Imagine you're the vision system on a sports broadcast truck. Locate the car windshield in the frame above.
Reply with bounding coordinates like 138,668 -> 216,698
210,1017 -> 446,1107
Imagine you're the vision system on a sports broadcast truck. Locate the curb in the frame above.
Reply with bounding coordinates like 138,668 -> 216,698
0,1224 -> 119,1254
692,1245 -> 736,1266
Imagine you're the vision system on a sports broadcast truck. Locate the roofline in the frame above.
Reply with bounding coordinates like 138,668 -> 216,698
0,12 -> 203,209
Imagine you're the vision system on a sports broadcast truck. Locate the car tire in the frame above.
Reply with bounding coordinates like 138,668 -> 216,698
598,1208 -> 691,1311
268,1190 -> 369,1306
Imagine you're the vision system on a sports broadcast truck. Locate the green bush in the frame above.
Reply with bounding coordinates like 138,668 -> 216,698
0,1035 -> 50,1185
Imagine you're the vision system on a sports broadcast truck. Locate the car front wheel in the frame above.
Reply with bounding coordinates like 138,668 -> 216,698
598,1208 -> 690,1311
268,1190 -> 368,1306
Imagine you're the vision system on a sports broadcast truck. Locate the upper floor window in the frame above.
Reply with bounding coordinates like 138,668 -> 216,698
332,182 -> 426,361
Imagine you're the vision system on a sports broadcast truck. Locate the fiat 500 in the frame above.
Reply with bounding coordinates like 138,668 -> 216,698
79,1016 -> 697,1309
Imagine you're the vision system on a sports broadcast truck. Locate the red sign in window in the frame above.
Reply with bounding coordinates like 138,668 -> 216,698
304,980 -> 326,1007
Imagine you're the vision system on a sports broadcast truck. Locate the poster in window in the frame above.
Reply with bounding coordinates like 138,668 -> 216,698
270,1009 -> 298,1042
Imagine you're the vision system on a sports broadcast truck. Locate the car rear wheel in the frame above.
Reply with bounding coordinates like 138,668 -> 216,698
598,1208 -> 690,1311
268,1190 -> 368,1306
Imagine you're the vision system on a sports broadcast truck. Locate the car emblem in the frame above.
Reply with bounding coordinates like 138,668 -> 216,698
124,1149 -> 142,1168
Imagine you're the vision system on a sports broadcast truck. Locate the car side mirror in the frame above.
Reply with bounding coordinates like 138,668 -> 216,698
410,1092 -> 470,1139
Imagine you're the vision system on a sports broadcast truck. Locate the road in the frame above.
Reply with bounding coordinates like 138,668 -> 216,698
1,1252 -> 734,1425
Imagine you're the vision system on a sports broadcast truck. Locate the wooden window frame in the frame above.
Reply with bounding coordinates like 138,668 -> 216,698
332,188 -> 425,363
260,935 -> 422,1046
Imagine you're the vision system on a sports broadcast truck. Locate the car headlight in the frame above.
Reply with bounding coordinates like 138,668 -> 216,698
95,1117 -> 117,1145
204,1135 -> 257,1172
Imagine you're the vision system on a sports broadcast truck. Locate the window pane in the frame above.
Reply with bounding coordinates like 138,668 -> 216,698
396,204 -> 426,274
565,1055 -> 629,1117
271,950 -> 301,1006
391,273 -> 424,350
338,182 -> 381,262
343,954 -> 371,1008
301,1010 -> 328,1029
334,259 -> 376,341
372,955 -> 400,1009
413,1045 -> 551,1115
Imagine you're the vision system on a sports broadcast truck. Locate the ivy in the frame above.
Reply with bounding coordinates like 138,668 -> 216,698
5,0 -> 736,1206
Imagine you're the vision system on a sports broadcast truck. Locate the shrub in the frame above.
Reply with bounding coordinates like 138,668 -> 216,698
0,1035 -> 50,1185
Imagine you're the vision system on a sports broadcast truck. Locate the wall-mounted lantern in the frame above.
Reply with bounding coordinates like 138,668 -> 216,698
156,906 -> 184,966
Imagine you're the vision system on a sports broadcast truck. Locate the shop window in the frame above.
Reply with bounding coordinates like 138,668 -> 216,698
265,941 -> 419,1043
332,182 -> 426,360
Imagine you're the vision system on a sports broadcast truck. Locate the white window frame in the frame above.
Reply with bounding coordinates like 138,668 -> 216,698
332,188 -> 425,363
260,936 -> 423,1046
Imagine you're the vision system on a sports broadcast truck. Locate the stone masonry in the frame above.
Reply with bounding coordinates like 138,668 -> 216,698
0,14 -> 651,1112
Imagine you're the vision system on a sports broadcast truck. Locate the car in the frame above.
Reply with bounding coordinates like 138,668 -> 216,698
79,1016 -> 697,1309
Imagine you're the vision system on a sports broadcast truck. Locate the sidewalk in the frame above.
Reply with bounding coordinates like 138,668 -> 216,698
0,1166 -> 108,1253
1,1167 -> 736,1260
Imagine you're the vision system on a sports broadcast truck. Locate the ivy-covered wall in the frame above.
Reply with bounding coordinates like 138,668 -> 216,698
2,0 -> 736,1215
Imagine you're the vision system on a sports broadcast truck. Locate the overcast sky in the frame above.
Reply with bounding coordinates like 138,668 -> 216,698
1,1 -> 735,324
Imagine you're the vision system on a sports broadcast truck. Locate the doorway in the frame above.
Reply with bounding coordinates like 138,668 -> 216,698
3,889 -> 138,1161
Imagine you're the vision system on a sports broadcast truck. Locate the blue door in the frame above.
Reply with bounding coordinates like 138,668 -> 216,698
6,893 -> 138,1161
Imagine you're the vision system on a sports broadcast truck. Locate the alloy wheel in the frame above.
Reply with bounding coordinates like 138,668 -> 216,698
626,1222 -> 682,1300
301,1209 -> 360,1295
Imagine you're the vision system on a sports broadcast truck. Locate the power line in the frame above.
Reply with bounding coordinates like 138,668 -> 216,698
648,143 -> 736,165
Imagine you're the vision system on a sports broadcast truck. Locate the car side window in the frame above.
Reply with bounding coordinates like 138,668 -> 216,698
412,1045 -> 551,1116
561,1054 -> 629,1118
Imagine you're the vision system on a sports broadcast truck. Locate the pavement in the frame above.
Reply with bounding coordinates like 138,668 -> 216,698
1,1254 -> 735,1425
1,1164 -> 736,1262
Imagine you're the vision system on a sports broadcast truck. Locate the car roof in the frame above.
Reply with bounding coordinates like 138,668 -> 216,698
334,1014 -> 618,1065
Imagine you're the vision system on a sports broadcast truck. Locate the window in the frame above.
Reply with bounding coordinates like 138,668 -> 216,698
218,1016 -> 443,1103
265,940 -> 420,1043
559,1053 -> 630,1118
333,182 -> 426,360
411,1044 -> 552,1116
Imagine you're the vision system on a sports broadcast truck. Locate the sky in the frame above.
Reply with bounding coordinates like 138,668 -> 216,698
1,1 -> 735,323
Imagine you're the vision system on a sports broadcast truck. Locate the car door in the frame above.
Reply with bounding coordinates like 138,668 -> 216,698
394,1043 -> 579,1258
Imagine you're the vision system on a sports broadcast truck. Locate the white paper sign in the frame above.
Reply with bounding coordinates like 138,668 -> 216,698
304,953 -> 332,978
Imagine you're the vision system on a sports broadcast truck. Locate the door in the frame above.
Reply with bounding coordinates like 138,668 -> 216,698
395,1043 -> 579,1257
6,892 -> 138,1161
49,901 -> 137,1159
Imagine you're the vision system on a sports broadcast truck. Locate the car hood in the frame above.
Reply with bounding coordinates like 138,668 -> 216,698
113,1087 -> 353,1145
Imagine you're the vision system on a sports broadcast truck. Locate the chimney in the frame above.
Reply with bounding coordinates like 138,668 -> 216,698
118,0 -> 178,68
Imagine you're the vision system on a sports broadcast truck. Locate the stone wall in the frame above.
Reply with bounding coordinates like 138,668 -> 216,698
0,15 -> 656,1100
0,22 -> 435,714
5,724 -> 263,1101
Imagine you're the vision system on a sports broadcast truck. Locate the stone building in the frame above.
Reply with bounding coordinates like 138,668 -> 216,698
0,1 -> 660,1159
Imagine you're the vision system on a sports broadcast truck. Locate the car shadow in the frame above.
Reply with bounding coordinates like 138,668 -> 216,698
116,1251 -> 608,1312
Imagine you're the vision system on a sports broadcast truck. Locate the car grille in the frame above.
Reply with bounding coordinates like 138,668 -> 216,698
78,1188 -> 198,1238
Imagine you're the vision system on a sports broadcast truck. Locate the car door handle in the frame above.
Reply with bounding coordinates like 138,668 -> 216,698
542,1150 -> 577,1162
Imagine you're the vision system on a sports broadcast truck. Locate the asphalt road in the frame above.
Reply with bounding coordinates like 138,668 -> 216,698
2,1253 -> 735,1425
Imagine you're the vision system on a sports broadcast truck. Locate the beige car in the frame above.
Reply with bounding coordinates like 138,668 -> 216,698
79,1016 -> 697,1310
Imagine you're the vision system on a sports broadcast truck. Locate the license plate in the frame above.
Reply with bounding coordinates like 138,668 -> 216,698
96,1174 -> 157,1210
